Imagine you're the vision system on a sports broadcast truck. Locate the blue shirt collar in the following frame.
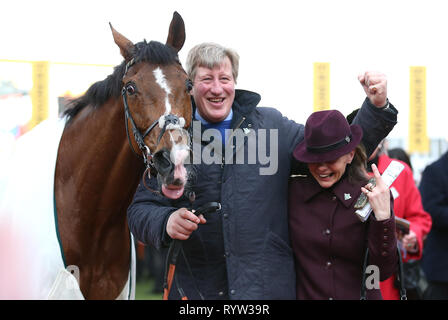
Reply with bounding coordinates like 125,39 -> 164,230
195,108 -> 233,125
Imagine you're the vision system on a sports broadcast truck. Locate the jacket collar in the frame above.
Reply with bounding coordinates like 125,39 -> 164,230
191,89 -> 261,128
232,89 -> 261,116
301,174 -> 363,208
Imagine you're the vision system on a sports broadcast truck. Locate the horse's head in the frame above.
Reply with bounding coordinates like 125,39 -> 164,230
111,12 -> 192,199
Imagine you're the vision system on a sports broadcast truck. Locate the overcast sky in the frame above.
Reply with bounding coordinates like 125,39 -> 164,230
2,0 -> 448,142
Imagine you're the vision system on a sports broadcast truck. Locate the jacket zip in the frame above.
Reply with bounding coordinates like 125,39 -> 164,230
222,116 -> 246,168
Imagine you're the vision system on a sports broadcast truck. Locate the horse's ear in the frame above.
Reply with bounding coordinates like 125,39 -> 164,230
166,11 -> 185,52
109,23 -> 134,61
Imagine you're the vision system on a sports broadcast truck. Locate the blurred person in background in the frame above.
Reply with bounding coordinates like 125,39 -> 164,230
419,151 -> 448,299
388,148 -> 413,171
366,143 -> 432,299
135,241 -> 167,294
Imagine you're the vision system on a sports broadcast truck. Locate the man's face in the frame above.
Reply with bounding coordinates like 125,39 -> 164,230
191,56 -> 235,123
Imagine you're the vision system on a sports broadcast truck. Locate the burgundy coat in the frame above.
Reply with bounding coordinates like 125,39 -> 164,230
288,174 -> 397,300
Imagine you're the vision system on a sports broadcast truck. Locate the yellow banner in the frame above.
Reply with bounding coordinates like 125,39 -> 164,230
313,62 -> 330,111
30,61 -> 49,129
409,66 -> 429,153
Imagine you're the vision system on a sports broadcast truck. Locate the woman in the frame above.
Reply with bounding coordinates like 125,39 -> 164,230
288,109 -> 397,300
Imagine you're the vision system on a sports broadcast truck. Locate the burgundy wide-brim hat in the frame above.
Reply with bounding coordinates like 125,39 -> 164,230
293,109 -> 363,163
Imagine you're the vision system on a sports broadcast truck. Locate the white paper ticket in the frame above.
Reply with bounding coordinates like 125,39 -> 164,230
356,160 -> 405,222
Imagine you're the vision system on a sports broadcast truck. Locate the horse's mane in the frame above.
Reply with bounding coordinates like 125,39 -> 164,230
63,40 -> 179,122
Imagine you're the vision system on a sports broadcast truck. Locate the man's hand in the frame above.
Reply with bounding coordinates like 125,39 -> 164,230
358,71 -> 388,107
166,208 -> 206,240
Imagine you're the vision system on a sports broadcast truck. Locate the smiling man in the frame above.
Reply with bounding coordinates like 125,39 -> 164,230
127,42 -> 398,300
191,55 -> 235,123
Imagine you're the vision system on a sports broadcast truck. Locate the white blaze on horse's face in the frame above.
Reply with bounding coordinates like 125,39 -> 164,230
153,67 -> 190,199
154,67 -> 186,130
153,67 -> 172,113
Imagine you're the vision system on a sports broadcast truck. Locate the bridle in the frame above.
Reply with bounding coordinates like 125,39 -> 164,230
122,57 -> 212,300
121,57 -> 193,172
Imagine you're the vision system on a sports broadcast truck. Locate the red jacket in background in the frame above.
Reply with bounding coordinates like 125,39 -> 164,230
375,155 -> 432,299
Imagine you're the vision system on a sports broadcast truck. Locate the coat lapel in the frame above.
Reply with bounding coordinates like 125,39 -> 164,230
300,175 -> 362,209
332,178 -> 362,208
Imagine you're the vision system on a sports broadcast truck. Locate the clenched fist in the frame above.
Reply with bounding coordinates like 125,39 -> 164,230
166,207 -> 206,240
358,71 -> 388,108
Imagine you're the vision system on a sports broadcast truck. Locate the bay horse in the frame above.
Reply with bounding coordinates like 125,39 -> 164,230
54,12 -> 192,299
52,12 -> 192,299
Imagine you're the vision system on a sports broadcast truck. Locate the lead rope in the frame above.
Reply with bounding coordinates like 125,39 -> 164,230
141,168 -> 160,195
162,202 -> 221,300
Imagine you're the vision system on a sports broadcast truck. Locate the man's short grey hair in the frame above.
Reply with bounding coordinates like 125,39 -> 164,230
186,42 -> 240,83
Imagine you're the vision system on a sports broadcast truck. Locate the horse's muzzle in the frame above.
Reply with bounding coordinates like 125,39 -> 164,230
153,149 -> 174,178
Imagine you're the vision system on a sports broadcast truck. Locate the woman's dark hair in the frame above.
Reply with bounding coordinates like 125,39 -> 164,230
388,147 -> 413,171
347,144 -> 369,184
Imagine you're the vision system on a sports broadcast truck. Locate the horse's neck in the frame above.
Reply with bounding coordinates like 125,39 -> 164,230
57,99 -> 143,219
55,100 -> 141,299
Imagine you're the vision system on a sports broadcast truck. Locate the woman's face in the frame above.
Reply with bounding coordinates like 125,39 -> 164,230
308,151 -> 355,188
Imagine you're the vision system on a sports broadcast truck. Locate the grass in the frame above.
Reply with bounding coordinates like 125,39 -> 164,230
134,243 -> 167,300
135,278 -> 163,300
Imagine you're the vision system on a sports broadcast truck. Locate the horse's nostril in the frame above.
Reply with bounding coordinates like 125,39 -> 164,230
153,150 -> 174,176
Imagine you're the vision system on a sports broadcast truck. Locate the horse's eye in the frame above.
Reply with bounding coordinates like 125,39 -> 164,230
185,79 -> 193,92
126,83 -> 137,95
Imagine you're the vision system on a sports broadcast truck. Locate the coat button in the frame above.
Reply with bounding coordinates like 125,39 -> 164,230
332,196 -> 337,201
382,242 -> 388,248
383,235 -> 388,240
218,291 -> 224,296
326,261 -> 332,269
383,227 -> 388,233
230,289 -> 236,295
223,213 -> 229,219
382,251 -> 388,257
324,229 -> 331,235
